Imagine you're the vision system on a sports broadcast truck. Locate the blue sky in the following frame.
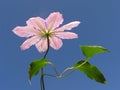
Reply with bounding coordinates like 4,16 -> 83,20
0,0 -> 119,90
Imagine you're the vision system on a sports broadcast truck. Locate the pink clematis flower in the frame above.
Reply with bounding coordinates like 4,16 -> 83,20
13,12 -> 80,52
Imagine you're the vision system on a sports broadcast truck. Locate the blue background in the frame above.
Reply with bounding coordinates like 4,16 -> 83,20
0,0 -> 119,90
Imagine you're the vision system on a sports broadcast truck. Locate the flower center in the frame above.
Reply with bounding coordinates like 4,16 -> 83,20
43,30 -> 52,37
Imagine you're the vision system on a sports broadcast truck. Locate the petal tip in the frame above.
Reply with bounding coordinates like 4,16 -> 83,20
74,21 -> 81,25
12,26 -> 20,33
20,46 -> 26,51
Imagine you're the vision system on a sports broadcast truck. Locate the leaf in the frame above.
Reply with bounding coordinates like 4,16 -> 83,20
28,58 -> 50,82
73,60 -> 107,84
80,45 -> 108,59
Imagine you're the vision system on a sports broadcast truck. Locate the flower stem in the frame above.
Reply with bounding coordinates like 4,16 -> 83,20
43,37 -> 50,59
40,68 -> 45,90
40,35 -> 50,90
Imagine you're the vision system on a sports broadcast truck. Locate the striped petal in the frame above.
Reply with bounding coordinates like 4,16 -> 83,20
49,36 -> 63,50
46,12 -> 63,30
35,38 -> 48,52
55,32 -> 78,39
56,21 -> 80,31
26,17 -> 46,32
20,36 -> 40,50
12,26 -> 39,37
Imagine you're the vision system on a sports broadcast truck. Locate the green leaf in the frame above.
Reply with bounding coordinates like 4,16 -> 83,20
80,45 -> 108,59
73,60 -> 107,84
28,58 -> 50,82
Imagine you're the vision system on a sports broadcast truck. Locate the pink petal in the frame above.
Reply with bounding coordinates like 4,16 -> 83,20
35,38 -> 48,52
49,36 -> 63,50
26,17 -> 46,32
20,36 -> 40,50
55,32 -> 78,39
46,12 -> 63,30
56,21 -> 80,31
12,26 -> 39,37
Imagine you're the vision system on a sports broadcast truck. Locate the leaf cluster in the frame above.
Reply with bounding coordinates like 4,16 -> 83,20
28,45 -> 109,84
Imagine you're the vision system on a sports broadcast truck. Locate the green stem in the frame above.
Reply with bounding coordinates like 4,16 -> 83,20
75,59 -> 89,68
40,35 -> 50,90
49,62 -> 59,76
40,68 -> 45,90
44,73 -> 56,77
59,67 -> 76,78
59,59 -> 89,78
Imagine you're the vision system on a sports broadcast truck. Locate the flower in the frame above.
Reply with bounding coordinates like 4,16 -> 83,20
13,12 -> 80,52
